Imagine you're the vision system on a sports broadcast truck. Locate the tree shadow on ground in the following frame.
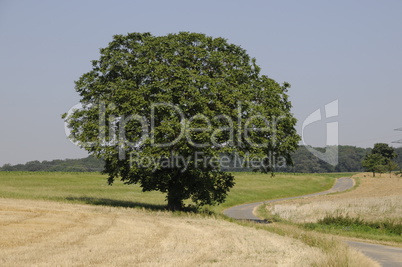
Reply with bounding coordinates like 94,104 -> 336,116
65,197 -> 217,215
65,196 -> 167,211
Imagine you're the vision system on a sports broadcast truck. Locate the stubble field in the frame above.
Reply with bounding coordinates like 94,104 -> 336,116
0,172 -> 379,266
0,198 -> 327,266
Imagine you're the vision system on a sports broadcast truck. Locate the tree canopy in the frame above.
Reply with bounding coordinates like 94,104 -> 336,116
362,153 -> 387,177
362,143 -> 398,177
62,32 -> 300,210
371,143 -> 397,161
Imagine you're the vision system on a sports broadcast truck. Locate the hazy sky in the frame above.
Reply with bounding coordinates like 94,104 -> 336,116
1,0 -> 402,165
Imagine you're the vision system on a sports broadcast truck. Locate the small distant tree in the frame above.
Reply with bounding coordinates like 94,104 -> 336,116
362,153 -> 386,177
0,164 -> 12,171
385,160 -> 399,178
362,143 -> 397,177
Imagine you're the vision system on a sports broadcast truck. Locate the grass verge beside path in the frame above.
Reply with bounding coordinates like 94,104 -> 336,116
256,173 -> 402,245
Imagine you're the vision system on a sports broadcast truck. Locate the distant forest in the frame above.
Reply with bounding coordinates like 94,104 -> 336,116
0,156 -> 104,172
2,146 -> 402,173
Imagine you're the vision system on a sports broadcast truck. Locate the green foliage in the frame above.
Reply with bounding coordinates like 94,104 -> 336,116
385,160 -> 399,177
362,143 -> 398,177
62,32 -> 300,210
362,153 -> 387,177
305,214 -> 402,238
280,145 -> 368,173
335,146 -> 368,172
393,147 -> 402,169
318,214 -> 365,227
372,143 -> 397,161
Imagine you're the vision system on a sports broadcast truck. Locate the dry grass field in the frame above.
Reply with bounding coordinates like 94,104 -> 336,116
263,173 -> 402,224
0,172 -> 383,266
0,198 -> 335,267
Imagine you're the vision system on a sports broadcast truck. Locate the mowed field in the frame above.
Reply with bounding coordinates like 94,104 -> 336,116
0,198 -> 327,266
0,171 -> 378,266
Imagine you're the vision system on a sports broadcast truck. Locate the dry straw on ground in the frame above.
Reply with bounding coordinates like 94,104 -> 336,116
1,173 -> 385,266
0,198 -> 328,267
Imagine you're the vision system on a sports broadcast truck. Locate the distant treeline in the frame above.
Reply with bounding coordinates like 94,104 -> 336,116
0,156 -> 104,172
289,145 -> 402,173
1,146 -> 402,173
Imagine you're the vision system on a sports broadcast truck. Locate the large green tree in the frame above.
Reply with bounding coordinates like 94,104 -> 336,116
63,32 -> 300,210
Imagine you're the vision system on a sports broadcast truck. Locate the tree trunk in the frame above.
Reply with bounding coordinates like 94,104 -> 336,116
166,178 -> 184,211
167,192 -> 183,211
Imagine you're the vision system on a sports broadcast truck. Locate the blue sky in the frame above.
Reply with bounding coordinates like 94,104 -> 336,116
1,0 -> 402,165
